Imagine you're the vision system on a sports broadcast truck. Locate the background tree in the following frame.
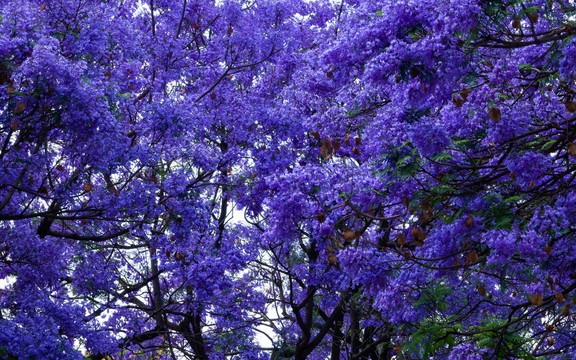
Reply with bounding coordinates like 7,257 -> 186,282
3,0 -> 576,359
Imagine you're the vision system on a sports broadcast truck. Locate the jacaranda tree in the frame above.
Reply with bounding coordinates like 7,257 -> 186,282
1,0 -> 576,359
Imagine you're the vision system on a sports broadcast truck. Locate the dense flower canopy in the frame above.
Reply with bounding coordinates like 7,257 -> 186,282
1,0 -> 576,359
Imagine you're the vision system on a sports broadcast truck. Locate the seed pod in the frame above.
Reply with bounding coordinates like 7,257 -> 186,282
489,107 -> 501,122
104,70 -> 112,78
332,139 -> 341,151
544,246 -> 552,256
530,293 -> 543,306
342,229 -> 355,243
312,131 -> 321,140
528,13 -> 538,24
460,88 -> 471,101
466,250 -> 479,265
81,219 -> 88,225
555,292 -> 564,304
478,286 -> 487,296
326,244 -> 334,253
465,214 -> 474,228
56,164 -> 63,171
512,19 -> 521,28
452,97 -> 463,108
327,253 -> 338,264
83,183 -> 93,192
547,336 -> 555,346
316,212 -> 326,223
6,85 -> 15,94
10,120 -> 19,130
397,233 -> 406,247
411,227 -> 425,246
352,147 -> 360,155
40,4 -> 46,10
210,92 -> 216,100
344,133 -> 351,146
565,102 -> 576,114
14,102 -> 26,114
355,137 -> 361,146
227,26 -> 233,36
174,251 -> 185,260
326,71 -> 333,78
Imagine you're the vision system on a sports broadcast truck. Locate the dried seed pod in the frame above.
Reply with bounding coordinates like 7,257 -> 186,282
10,120 -> 19,130
327,253 -> 338,264
397,233 -> 406,247
316,212 -> 326,223
489,107 -> 501,122
342,229 -> 355,243
530,293 -> 543,306
478,286 -> 487,296
14,102 -> 26,114
465,214 -> 474,228
83,183 -> 93,192
332,139 -> 341,151
512,19 -> 521,28
565,102 -> 576,114
466,250 -> 479,265
555,292 -> 564,304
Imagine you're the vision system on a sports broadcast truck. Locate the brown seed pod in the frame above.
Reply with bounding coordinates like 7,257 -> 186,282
83,183 -> 93,192
397,233 -> 406,247
465,214 -> 474,228
352,147 -> 360,155
466,250 -> 479,265
478,286 -> 487,297
316,212 -> 326,223
327,253 -> 338,264
547,336 -> 555,346
332,139 -> 341,151
528,13 -> 538,24
10,120 -> 19,130
227,26 -> 233,36
326,71 -> 334,78
489,107 -> 501,122
452,97 -> 463,108
555,292 -> 564,304
40,4 -> 46,10
14,102 -> 26,114
210,92 -> 217,100
512,19 -> 521,29
355,137 -> 361,146
344,133 -> 351,146
6,85 -> 15,94
565,102 -> 576,114
530,293 -> 543,306
342,229 -> 355,243
56,164 -> 63,171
